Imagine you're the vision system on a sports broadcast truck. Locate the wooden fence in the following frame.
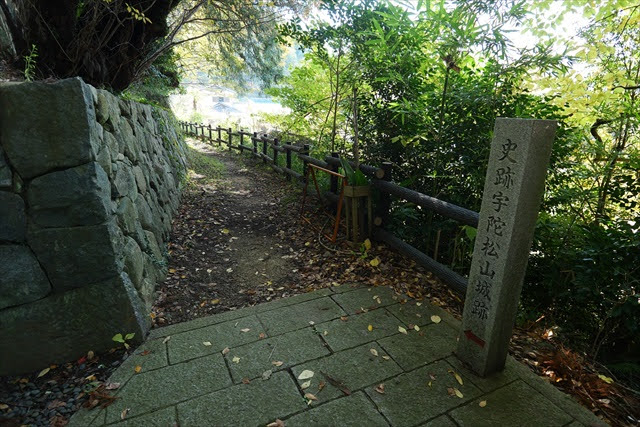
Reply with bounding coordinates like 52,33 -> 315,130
179,121 -> 479,297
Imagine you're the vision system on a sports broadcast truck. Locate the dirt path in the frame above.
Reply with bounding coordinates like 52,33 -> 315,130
152,140 -> 309,326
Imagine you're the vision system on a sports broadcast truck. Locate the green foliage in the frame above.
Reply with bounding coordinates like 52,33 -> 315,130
266,0 -> 640,373
112,332 -> 135,349
23,44 -> 38,82
184,145 -> 225,189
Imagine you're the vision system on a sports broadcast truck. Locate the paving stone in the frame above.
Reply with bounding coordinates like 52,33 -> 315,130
253,288 -> 334,313
104,354 -> 231,423
291,343 -> 402,404
449,380 -> 573,427
227,327 -> 330,382
167,315 -> 265,364
68,407 -> 104,426
116,406 -> 177,426
386,301 -> 458,329
285,392 -> 389,426
319,308 -> 403,352
366,359 -> 482,426
331,286 -> 399,315
377,323 -> 457,371
420,415 -> 458,427
109,338 -> 168,384
258,297 -> 346,336
445,355 -> 518,393
177,371 -> 305,426
147,307 -> 257,339
504,356 -> 607,426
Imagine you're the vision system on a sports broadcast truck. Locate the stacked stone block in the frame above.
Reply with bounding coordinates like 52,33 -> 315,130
0,78 -> 186,375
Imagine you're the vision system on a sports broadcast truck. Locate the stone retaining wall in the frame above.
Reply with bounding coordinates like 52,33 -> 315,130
0,78 -> 186,375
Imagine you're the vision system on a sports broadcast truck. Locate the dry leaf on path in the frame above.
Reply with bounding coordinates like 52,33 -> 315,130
37,367 -> 50,378
370,258 -> 380,267
398,326 -> 408,334
298,370 -> 314,380
447,387 -> 464,398
240,328 -> 250,333
430,315 -> 442,324
266,420 -> 285,427
272,360 -> 284,367
105,382 -> 120,390
134,365 -> 142,373
203,341 -> 212,346
121,408 -> 129,420
301,381 -> 311,390
242,377 -> 250,384
304,393 -> 318,401
262,370 -> 272,380
375,384 -> 385,394
414,325 -> 420,332
370,348 -> 379,357
222,347 -> 230,355
382,355 -> 390,361
232,356 -> 240,363
479,400 -> 487,407
162,336 -> 171,344
367,324 -> 373,332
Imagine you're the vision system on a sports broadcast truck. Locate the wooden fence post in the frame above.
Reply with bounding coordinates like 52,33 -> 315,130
302,144 -> 310,183
374,162 -> 393,228
239,130 -> 244,154
262,134 -> 268,164
217,126 -> 222,146
228,127 -> 232,150
273,138 -> 279,167
253,132 -> 258,155
285,144 -> 292,181
330,152 -> 340,194
208,124 -> 212,142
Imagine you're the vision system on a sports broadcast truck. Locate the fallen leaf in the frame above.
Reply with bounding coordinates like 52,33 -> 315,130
416,302 -> 422,306
37,367 -> 50,378
203,341 -> 212,346
454,372 -> 464,385
259,333 -> 266,339
266,419 -> 285,427
447,387 -> 464,398
232,356 -> 240,363
318,381 -> 325,392
398,326 -> 408,334
222,347 -> 230,355
428,381 -> 432,387
479,400 -> 487,407
211,299 -> 220,304
87,350 -> 95,360
598,374 -> 614,384
105,382 -> 120,390
134,365 -> 142,373
323,330 -> 328,336
340,316 -> 349,321
298,370 -> 314,380
262,370 -> 273,380
431,315 -> 442,324
382,355 -> 390,361
47,400 -> 66,410
272,360 -> 284,367
168,268 -> 176,274
222,228 -> 230,234
162,336 -> 171,344
240,328 -> 250,333
370,348 -> 379,357
301,380 -> 311,390
85,375 -> 96,381
414,325 -> 420,332
304,393 -> 318,401
226,268 -> 233,273
370,257 -> 380,267
367,324 -> 373,332
0,404 -> 8,410
242,377 -> 250,384
121,408 -> 129,420
375,384 -> 385,394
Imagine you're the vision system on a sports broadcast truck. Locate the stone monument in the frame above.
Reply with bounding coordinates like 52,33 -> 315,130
457,118 -> 556,377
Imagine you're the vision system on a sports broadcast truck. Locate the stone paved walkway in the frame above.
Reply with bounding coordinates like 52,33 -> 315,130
69,285 -> 605,426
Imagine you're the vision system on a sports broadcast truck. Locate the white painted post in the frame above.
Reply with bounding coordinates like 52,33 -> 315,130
457,118 -> 556,377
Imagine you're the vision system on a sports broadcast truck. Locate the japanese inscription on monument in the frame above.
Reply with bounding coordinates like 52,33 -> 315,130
457,119 -> 556,377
